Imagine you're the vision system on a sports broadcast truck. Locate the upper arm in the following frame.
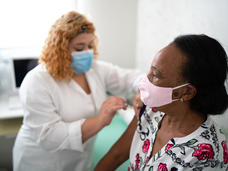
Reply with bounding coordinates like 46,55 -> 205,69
95,60 -> 143,98
95,116 -> 138,170
118,115 -> 138,156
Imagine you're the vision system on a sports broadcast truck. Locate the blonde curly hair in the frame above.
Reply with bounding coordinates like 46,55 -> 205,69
39,11 -> 98,81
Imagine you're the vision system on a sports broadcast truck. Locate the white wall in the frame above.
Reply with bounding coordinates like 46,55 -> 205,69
136,0 -> 228,72
76,0 -> 138,68
0,0 -> 76,49
136,0 -> 228,137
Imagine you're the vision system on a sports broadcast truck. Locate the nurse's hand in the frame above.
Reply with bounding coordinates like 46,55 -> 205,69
97,96 -> 127,127
82,96 -> 126,143
133,91 -> 143,116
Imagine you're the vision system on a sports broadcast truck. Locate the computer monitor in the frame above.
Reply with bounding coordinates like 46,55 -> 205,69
10,57 -> 38,92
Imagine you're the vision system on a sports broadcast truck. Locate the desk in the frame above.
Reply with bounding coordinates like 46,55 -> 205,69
0,94 -> 23,135
0,95 -> 23,119
0,118 -> 22,171
0,118 -> 22,136
0,95 -> 23,171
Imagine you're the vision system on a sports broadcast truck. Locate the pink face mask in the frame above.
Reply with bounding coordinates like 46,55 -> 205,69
139,76 -> 190,107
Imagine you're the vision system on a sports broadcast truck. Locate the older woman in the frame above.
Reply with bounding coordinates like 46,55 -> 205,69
95,34 -> 228,171
13,11 -> 142,171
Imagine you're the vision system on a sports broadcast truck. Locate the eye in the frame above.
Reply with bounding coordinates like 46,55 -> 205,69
148,73 -> 159,83
88,45 -> 93,49
147,74 -> 153,82
152,75 -> 159,82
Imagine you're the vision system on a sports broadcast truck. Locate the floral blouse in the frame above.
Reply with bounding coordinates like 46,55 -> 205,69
129,106 -> 228,171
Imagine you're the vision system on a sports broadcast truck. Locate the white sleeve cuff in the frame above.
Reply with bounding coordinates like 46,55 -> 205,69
133,74 -> 146,91
68,119 -> 86,152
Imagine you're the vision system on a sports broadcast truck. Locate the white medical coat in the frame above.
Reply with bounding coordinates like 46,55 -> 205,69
13,60 -> 142,171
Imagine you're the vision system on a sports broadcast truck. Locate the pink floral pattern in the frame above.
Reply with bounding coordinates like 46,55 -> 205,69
152,107 -> 157,112
222,141 -> 228,164
142,139 -> 150,153
135,153 -> 140,170
165,144 -> 173,151
157,163 -> 167,171
146,157 -> 149,163
129,109 -> 228,170
192,144 -> 214,160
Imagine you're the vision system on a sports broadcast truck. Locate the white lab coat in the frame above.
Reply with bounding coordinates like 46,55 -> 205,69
13,60 -> 143,171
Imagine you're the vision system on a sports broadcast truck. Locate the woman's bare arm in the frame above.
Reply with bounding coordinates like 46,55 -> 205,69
94,115 -> 137,171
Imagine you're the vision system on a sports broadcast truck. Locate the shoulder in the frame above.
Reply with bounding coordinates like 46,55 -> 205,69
20,64 -> 55,92
92,60 -> 118,72
137,107 -> 164,137
140,107 -> 164,126
90,60 -> 122,82
202,116 -> 227,144
23,64 -> 50,81
166,116 -> 228,170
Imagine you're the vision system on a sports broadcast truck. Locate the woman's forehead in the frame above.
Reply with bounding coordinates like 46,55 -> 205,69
151,44 -> 186,77
71,33 -> 94,44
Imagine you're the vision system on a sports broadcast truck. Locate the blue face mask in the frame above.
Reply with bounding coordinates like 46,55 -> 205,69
72,50 -> 94,74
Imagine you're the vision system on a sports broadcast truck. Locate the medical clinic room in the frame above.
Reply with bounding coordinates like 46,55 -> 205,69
0,0 -> 228,171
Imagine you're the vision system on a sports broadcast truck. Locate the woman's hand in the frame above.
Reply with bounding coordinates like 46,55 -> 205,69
97,96 -> 127,127
133,91 -> 143,116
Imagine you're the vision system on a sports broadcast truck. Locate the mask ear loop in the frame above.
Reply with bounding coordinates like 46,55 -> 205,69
172,83 -> 190,103
172,83 -> 190,90
172,97 -> 184,103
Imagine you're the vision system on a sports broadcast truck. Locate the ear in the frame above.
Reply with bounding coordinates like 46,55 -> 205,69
181,84 -> 197,101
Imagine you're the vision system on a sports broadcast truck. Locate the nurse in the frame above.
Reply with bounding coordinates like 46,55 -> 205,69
13,11 -> 142,171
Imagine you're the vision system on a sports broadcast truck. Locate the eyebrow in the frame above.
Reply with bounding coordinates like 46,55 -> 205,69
151,66 -> 164,78
75,43 -> 85,46
74,39 -> 95,47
